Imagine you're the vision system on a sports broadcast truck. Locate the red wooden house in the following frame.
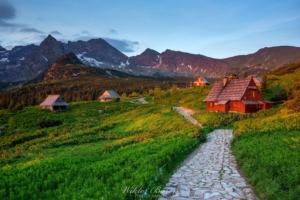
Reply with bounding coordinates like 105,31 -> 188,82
194,77 -> 210,86
203,77 -> 272,113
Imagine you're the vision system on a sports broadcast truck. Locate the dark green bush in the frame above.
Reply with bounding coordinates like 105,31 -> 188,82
37,120 -> 63,128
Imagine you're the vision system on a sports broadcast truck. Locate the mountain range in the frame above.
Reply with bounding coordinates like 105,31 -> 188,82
1,34 -> 300,82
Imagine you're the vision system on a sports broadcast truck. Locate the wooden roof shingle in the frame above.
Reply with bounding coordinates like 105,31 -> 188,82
98,90 -> 120,99
203,78 -> 253,102
40,95 -> 69,106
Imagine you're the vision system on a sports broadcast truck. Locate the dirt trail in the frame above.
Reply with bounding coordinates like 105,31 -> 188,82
173,106 -> 203,128
129,97 -> 148,104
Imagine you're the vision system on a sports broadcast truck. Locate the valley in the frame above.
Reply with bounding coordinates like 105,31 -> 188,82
0,40 -> 300,199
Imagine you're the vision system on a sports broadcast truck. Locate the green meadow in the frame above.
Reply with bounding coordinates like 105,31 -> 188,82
0,99 -> 208,200
1,61 -> 300,200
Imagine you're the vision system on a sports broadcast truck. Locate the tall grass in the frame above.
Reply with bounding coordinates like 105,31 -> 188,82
231,112 -> 300,199
0,100 -> 206,199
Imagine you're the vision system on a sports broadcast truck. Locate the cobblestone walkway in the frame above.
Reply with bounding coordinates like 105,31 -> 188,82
160,129 -> 257,200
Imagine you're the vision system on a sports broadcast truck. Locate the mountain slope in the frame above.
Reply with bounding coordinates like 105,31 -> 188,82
1,34 -> 300,82
43,52 -> 135,83
222,46 -> 300,76
0,46 -> 6,51
65,38 -> 129,69
156,49 -> 230,78
129,48 -> 160,67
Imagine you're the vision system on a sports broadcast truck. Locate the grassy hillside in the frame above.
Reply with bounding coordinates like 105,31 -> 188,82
0,98 -> 209,199
230,62 -> 300,199
2,61 -> 300,200
231,110 -> 300,199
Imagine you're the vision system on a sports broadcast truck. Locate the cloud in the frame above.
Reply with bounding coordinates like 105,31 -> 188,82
0,1 -> 18,29
50,30 -> 62,35
73,30 -> 139,53
103,38 -> 139,53
108,29 -> 118,34
19,28 -> 44,34
0,20 -> 20,28
74,36 -> 94,41
0,0 -> 16,20
82,30 -> 91,35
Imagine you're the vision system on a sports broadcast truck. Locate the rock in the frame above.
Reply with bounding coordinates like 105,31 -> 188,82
14,128 -> 20,132
0,126 -> 5,130
160,189 -> 173,198
242,188 -> 252,193
158,198 -> 168,200
172,173 -> 182,178
179,188 -> 190,197
98,110 -> 104,114
204,193 -> 211,199
164,187 -> 176,193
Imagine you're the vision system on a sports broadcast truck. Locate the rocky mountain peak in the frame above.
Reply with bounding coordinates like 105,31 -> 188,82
129,48 -> 161,67
142,48 -> 160,56
0,46 -> 6,51
55,52 -> 84,65
43,34 -> 56,43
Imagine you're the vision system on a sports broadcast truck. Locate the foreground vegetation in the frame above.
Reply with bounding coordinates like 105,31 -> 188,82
0,100 -> 208,199
1,61 -> 300,199
231,110 -> 300,199
230,62 -> 300,200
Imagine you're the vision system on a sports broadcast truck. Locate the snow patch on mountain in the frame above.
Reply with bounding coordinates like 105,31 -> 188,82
77,52 -> 104,67
42,55 -> 48,62
0,58 -> 9,62
119,62 -> 125,68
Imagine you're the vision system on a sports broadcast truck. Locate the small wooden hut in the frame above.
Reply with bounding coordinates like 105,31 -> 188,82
203,77 -> 272,113
98,90 -> 120,102
40,95 -> 69,111
194,77 -> 210,86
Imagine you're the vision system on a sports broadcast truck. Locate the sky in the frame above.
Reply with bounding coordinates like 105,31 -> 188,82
0,0 -> 299,58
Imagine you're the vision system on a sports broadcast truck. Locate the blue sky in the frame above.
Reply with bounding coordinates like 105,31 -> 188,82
0,0 -> 299,58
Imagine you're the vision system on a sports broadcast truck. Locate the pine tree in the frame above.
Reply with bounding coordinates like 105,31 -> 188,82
261,75 -> 268,92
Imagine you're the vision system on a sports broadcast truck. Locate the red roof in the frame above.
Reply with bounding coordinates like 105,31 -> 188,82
203,78 -> 253,101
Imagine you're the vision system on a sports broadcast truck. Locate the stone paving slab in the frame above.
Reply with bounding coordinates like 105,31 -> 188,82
160,130 -> 258,200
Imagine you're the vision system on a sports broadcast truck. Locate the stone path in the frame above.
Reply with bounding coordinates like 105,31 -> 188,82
173,107 -> 203,128
129,97 -> 148,104
159,129 -> 257,200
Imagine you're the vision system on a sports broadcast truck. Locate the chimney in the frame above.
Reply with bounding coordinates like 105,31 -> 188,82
223,77 -> 228,87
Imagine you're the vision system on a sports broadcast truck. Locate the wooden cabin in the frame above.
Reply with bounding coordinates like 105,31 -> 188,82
203,77 -> 272,113
98,90 -> 120,102
194,77 -> 210,86
40,95 -> 69,111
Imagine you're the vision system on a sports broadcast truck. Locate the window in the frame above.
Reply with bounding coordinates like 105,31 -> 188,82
252,91 -> 255,98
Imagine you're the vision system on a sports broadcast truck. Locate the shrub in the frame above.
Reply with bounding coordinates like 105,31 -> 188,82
37,120 -> 63,128
283,90 -> 300,112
